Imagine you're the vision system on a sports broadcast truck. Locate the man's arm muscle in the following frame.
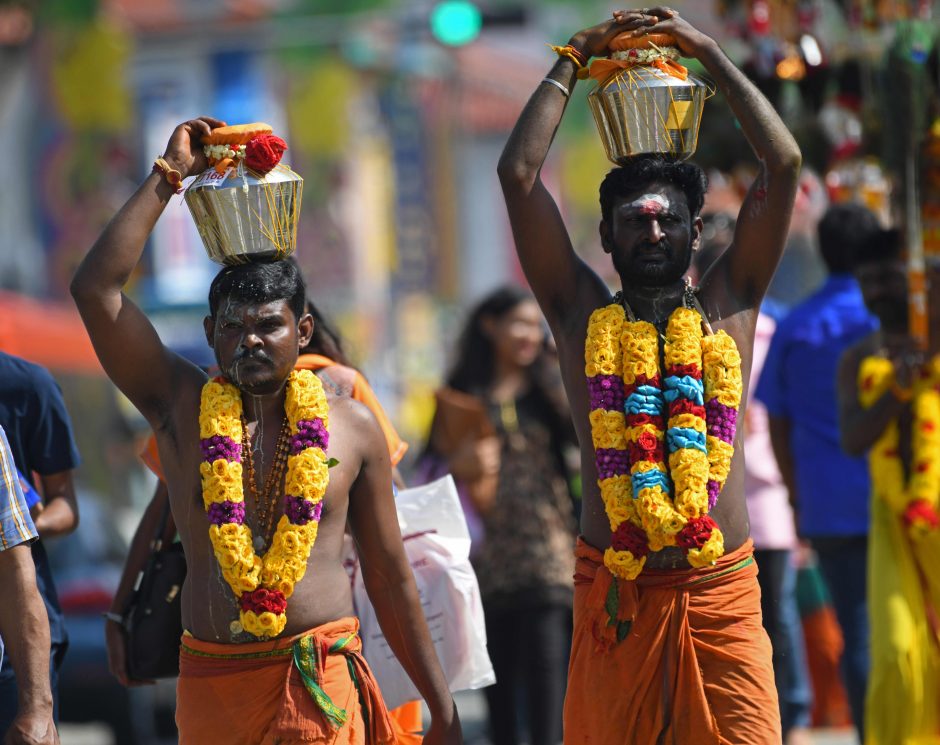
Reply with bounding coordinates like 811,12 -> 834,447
70,117 -> 223,423
344,402 -> 458,740
670,23 -> 801,308
497,16 -> 654,327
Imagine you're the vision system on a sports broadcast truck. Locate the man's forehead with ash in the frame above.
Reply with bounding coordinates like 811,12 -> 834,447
618,193 -> 675,217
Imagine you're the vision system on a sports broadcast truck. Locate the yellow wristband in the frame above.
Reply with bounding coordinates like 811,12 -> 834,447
153,157 -> 184,194
548,43 -> 587,69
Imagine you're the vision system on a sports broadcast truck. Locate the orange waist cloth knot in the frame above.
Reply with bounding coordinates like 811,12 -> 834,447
176,617 -> 404,745
563,538 -> 780,745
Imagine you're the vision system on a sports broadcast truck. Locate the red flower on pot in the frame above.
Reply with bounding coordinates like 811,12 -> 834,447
245,134 -> 288,174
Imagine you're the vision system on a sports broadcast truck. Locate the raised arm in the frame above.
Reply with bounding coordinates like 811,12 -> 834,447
70,117 -> 224,424
646,9 -> 802,308
344,402 -> 460,744
497,14 -> 656,329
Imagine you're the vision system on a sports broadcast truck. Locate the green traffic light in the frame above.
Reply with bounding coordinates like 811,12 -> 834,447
430,1 -> 482,46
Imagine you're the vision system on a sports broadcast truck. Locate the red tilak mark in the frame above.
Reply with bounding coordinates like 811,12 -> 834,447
639,200 -> 664,216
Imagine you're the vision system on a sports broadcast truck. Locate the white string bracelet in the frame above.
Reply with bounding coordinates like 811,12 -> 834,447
541,77 -> 569,98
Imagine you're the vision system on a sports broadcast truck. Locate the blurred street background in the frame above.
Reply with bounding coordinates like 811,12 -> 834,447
0,0 -> 938,743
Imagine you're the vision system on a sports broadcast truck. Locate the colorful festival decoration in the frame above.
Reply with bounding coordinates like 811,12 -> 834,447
199,369 -> 330,639
585,299 -> 743,580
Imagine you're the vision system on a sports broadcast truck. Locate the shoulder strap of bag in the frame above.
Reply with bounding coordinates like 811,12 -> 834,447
126,495 -> 175,625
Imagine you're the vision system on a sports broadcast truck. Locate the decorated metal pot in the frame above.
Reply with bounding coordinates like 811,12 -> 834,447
183,123 -> 302,265
586,33 -> 711,163
185,162 -> 303,265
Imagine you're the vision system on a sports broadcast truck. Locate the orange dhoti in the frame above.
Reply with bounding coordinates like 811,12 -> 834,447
563,538 -> 780,745
176,617 -> 405,745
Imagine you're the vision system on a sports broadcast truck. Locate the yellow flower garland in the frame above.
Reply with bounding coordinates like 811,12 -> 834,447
586,301 -> 742,580
199,369 -> 330,638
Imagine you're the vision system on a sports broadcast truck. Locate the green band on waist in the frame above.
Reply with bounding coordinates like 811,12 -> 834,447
180,644 -> 293,661
182,631 -> 360,732
682,555 -> 754,587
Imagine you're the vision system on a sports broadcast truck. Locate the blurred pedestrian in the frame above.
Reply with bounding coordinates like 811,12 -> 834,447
425,286 -> 577,745
836,228 -> 940,743
0,424 -> 59,745
0,352 -> 80,736
693,227 -> 812,744
756,203 -> 880,740
499,6 -> 800,742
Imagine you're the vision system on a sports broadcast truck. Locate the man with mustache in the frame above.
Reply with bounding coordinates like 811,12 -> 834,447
498,7 -> 801,743
71,117 -> 460,744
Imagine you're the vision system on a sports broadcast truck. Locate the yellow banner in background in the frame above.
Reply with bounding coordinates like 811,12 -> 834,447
50,19 -> 132,133
287,61 -> 355,158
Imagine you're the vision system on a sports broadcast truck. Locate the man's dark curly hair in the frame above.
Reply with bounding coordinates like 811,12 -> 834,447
599,155 -> 709,224
208,259 -> 306,321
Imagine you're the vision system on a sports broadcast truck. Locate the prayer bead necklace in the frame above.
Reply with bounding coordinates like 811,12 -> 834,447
241,415 -> 291,551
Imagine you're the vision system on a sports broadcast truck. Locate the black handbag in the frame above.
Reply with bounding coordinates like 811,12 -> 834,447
125,497 -> 186,680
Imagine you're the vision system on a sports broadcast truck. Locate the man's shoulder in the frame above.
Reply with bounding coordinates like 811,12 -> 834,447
0,352 -> 55,394
774,288 -> 871,337
325,396 -> 387,468
327,394 -> 378,431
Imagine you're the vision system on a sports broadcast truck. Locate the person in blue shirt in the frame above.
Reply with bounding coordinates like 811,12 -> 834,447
755,202 -> 880,740
0,424 -> 59,745
0,351 -> 81,736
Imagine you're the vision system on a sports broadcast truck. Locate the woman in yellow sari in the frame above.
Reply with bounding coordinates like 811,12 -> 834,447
837,228 -> 940,744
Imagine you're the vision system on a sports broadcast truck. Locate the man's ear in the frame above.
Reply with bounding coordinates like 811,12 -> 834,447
600,220 -> 613,254
297,313 -> 314,350
204,315 -> 215,348
691,215 -> 704,254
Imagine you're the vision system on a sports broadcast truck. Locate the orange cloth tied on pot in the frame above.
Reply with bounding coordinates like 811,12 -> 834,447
563,537 -> 780,745
582,55 -> 689,83
176,617 -> 406,745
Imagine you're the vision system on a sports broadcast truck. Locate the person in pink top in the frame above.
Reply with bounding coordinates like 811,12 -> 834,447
695,217 -> 811,745
747,313 -> 799,552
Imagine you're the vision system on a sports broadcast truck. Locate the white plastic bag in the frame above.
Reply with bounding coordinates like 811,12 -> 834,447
346,475 -> 495,710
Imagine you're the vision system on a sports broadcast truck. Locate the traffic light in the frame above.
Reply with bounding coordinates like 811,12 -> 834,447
430,1 -> 482,47
429,2 -> 527,47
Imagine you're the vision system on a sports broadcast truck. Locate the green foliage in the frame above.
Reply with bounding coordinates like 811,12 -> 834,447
38,0 -> 97,25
